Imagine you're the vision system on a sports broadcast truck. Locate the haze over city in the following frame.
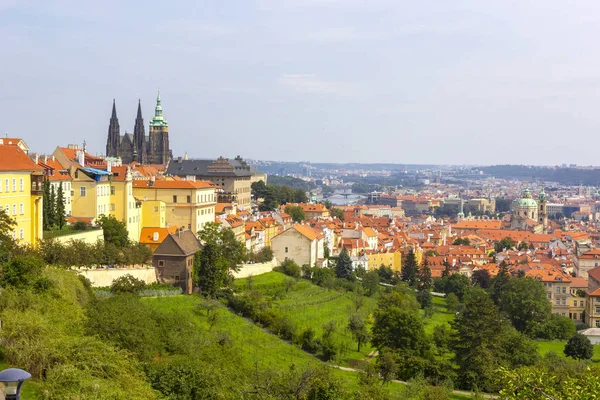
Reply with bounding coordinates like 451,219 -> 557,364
3,0 -> 600,165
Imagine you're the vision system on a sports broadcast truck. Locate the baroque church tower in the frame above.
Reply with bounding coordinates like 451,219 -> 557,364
105,92 -> 172,165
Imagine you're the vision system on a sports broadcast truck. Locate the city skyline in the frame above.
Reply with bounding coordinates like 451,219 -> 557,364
3,1 -> 600,164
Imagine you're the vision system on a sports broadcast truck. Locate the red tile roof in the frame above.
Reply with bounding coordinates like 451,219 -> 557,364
0,146 -> 42,172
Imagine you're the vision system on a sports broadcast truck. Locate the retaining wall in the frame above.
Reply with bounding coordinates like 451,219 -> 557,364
76,267 -> 157,287
54,230 -> 104,245
233,258 -> 278,279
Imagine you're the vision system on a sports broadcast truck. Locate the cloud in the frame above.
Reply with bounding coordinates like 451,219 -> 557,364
277,73 -> 356,95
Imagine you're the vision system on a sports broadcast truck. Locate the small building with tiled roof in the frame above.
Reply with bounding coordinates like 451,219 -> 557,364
271,224 -> 325,267
153,229 -> 202,294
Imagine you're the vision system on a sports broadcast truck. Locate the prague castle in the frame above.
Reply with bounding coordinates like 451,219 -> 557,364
106,91 -> 172,165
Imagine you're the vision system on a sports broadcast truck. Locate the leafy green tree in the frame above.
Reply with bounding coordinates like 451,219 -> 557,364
0,209 -> 16,262
377,264 -> 394,283
97,214 -> 129,248
42,179 -> 51,230
471,269 -> 491,288
452,237 -> 471,246
564,333 -> 594,360
330,207 -> 344,221
517,241 -> 529,251
495,237 -> 517,253
348,314 -> 371,352
197,222 -> 246,272
0,255 -> 44,289
284,205 -> 306,222
445,292 -> 460,312
335,247 -> 353,279
401,248 -> 418,287
444,273 -> 470,301
441,259 -> 451,277
497,277 -> 552,337
416,290 -> 432,309
110,274 -> 146,295
362,270 -> 380,296
372,304 -> 430,357
55,182 -> 67,229
194,242 -> 229,297
293,188 -> 308,203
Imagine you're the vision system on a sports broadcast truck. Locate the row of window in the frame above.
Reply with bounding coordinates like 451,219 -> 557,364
173,194 -> 215,204
4,204 -> 25,216
198,208 -> 213,216
11,229 -> 24,240
1,178 -> 24,193
556,298 -> 567,305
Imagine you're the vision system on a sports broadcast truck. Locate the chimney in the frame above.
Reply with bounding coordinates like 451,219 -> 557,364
78,150 -> 85,166
178,156 -> 182,163
149,176 -> 155,187
106,160 -> 112,173
44,155 -> 48,163
34,153 -> 39,164
52,155 -> 55,162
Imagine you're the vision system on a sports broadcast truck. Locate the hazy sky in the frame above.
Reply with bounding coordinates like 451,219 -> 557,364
3,0 -> 600,165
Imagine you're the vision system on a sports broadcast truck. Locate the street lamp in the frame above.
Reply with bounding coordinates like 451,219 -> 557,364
0,368 -> 31,400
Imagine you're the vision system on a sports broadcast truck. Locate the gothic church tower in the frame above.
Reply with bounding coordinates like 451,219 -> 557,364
106,99 -> 120,158
148,91 -> 171,165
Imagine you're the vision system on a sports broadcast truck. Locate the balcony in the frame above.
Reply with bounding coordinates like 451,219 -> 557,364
31,174 -> 44,195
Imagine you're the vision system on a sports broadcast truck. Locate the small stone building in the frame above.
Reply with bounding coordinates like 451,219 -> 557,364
153,229 -> 201,294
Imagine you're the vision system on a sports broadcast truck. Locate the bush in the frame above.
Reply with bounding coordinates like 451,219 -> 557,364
110,274 -> 146,295
248,246 -> 274,263
73,221 -> 87,230
276,259 -> 301,278
299,327 -> 322,353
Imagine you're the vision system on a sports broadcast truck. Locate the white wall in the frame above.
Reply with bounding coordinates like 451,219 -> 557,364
76,267 -> 157,287
233,259 -> 278,279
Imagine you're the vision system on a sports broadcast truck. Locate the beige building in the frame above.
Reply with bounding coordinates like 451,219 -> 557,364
272,224 -> 324,267
526,264 -> 571,316
586,267 -> 600,328
133,178 -> 216,233
575,249 -> 600,279
167,157 -> 258,209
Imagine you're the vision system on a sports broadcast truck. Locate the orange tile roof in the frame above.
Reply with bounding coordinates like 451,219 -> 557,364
0,137 -> 26,146
578,249 -> 600,259
140,226 -> 178,244
362,227 -> 378,237
37,157 -> 72,181
133,179 -> 215,189
291,224 -> 323,241
0,146 -> 42,172
570,277 -> 588,288
453,220 -> 503,230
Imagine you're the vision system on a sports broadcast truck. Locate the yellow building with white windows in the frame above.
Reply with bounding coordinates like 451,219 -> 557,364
109,166 -> 142,242
0,144 -> 44,246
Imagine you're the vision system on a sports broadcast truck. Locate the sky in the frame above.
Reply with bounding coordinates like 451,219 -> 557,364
2,0 -> 600,165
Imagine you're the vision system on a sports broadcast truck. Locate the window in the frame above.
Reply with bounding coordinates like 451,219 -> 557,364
285,247 -> 289,253
158,260 -> 164,267
4,205 -> 8,214
80,187 -> 86,196
596,307 -> 600,314
562,298 -> 566,305
111,186 -> 115,195
187,195 -> 191,203
19,179 -> 23,192
562,287 -> 566,294
154,207 -> 158,212
19,204 -> 23,215
19,229 -> 23,239
574,300 -> 578,307
4,179 -> 8,192
573,313 -> 578,320
556,299 -> 560,305
12,179 -> 16,192
173,195 -> 177,203
597,320 -> 600,328
12,230 -> 16,240
12,204 -> 16,216
581,301 -> 585,307
555,287 -> 561,294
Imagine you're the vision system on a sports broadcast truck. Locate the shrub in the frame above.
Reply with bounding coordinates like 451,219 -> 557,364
276,259 -> 301,278
73,221 -> 87,230
109,274 -> 146,295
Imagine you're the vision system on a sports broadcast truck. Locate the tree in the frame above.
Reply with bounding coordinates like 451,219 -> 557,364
451,288 -> 537,392
444,273 -> 470,301
490,260 -> 511,305
336,247 -> 353,279
497,277 -> 552,337
362,270 -> 379,296
495,237 -> 517,253
445,292 -> 460,312
441,259 -> 451,278
48,184 -> 57,228
348,314 -> 371,352
452,238 -> 471,246
110,274 -> 146,295
55,182 -> 67,229
97,214 -> 129,248
293,188 -> 308,203
401,248 -> 418,287
372,305 -> 430,357
471,269 -> 491,288
417,259 -> 433,291
0,209 -> 16,262
194,243 -> 229,297
330,207 -> 344,221
517,241 -> 529,251
284,205 -> 305,222
197,222 -> 246,272
564,333 -> 593,360
42,179 -> 51,230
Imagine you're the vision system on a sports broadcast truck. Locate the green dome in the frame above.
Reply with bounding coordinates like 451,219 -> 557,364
517,198 -> 538,208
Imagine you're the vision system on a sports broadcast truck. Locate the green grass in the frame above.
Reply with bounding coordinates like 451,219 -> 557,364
43,225 -> 100,239
537,340 -> 600,363
422,296 -> 455,335
236,272 -> 379,365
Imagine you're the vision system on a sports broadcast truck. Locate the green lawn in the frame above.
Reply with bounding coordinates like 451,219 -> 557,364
537,340 -> 600,363
235,272 -> 379,365
422,296 -> 455,335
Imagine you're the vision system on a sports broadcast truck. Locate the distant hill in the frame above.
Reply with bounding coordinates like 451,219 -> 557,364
478,165 -> 600,186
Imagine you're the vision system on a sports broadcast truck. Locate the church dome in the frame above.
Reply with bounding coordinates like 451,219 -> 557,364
517,188 -> 537,208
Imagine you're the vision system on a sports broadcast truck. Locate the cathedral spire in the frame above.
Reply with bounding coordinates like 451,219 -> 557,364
106,99 -> 121,158
150,90 -> 168,127
133,99 -> 146,164
111,99 -> 117,119
136,99 -> 143,119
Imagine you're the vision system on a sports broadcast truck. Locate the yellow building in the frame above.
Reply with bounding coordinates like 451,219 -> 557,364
0,144 -> 44,246
133,178 -> 216,233
367,249 -> 402,272
69,165 -> 112,223
109,166 -> 142,242
141,200 -> 167,228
